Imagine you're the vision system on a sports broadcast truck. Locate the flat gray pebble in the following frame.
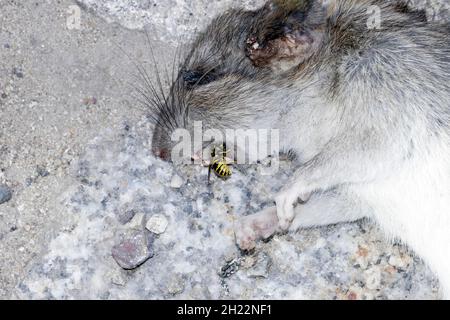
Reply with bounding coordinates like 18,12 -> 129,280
247,252 -> 271,279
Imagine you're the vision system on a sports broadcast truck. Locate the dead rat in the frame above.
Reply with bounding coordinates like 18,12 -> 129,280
149,0 -> 450,298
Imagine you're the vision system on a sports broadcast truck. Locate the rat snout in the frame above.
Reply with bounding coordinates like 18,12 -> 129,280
151,124 -> 173,161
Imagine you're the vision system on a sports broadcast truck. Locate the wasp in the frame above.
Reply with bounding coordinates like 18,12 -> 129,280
208,143 -> 232,183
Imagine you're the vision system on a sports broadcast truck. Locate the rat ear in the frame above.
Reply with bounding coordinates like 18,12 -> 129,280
246,0 -> 326,71
246,30 -> 323,71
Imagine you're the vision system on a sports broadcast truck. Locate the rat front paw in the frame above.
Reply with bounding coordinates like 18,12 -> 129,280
235,221 -> 258,251
234,207 -> 279,251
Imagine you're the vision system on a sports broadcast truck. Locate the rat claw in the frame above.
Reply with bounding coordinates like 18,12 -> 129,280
275,189 -> 299,230
235,223 -> 257,251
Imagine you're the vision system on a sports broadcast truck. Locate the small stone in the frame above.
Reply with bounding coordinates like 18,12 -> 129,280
347,291 -> 358,300
170,174 -> 184,189
112,229 -> 154,270
247,252 -> 271,278
109,270 -> 127,286
388,254 -> 411,269
384,265 -> 397,275
36,165 -> 50,177
220,258 -> 241,279
0,185 -> 12,205
25,178 -> 33,186
353,249 -> 370,270
146,214 -> 169,234
12,67 -> 24,78
118,209 -> 136,225
126,212 -> 145,229
1,93 -> 7,99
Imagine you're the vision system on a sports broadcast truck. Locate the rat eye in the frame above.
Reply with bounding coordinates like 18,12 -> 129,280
182,70 -> 202,84
182,69 -> 218,87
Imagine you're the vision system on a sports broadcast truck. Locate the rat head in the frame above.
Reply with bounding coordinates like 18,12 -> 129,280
151,0 -> 333,161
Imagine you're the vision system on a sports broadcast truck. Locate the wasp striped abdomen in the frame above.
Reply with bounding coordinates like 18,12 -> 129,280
212,159 -> 232,178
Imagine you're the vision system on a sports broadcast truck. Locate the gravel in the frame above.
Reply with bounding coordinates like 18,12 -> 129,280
170,174 -> 184,189
146,214 -> 169,235
75,0 -> 267,44
13,124 -> 439,299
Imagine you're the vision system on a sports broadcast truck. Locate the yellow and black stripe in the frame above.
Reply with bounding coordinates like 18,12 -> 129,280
208,143 -> 232,183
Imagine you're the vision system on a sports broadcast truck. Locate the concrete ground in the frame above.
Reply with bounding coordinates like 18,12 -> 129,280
0,0 -> 153,298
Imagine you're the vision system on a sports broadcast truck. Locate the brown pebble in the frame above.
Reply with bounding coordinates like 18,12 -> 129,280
384,265 -> 397,275
357,246 -> 369,257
